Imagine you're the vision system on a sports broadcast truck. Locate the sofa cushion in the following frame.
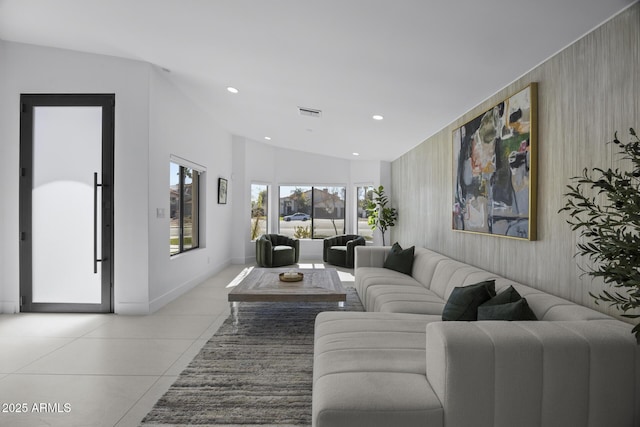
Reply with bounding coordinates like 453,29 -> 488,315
425,320 -> 639,427
383,243 -> 415,275
366,285 -> 446,314
410,248 -> 451,289
478,298 -> 538,321
326,246 -> 350,268
313,311 -> 444,427
355,267 -> 424,310
515,289 -> 610,321
313,372 -> 443,427
271,245 -> 295,267
442,280 -> 496,321
314,311 -> 436,378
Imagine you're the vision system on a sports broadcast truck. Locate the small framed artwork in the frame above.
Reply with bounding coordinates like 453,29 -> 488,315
452,83 -> 537,240
218,177 -> 228,204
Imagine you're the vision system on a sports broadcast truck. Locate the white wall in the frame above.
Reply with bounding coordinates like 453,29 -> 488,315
0,39 -> 6,308
232,137 -> 390,262
0,41 -> 234,314
230,136 -> 247,264
147,67 -> 233,311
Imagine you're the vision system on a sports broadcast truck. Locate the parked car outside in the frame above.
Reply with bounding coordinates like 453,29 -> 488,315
283,212 -> 310,221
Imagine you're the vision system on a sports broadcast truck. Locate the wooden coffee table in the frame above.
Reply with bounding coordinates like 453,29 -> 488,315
228,267 -> 346,323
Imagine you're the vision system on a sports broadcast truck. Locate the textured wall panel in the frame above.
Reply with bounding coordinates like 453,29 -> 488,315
391,4 -> 639,320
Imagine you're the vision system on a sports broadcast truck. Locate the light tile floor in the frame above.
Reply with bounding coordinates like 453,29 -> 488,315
0,262 -> 355,427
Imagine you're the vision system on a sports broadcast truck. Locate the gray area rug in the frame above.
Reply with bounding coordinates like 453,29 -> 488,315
141,287 -> 363,426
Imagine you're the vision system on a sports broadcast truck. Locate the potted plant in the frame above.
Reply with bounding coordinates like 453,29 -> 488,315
365,185 -> 398,246
559,128 -> 640,343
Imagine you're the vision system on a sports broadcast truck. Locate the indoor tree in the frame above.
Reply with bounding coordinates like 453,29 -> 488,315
559,128 -> 640,343
365,185 -> 398,246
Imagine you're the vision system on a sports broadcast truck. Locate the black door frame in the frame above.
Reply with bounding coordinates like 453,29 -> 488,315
19,94 -> 114,313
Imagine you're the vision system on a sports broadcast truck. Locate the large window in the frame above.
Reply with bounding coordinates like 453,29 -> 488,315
357,186 -> 374,241
279,186 -> 345,239
250,183 -> 269,240
170,161 -> 200,255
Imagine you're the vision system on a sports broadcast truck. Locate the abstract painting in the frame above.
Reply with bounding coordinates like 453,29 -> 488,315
452,83 -> 537,240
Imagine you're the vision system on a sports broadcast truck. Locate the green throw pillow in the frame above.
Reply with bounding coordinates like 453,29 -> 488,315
442,280 -> 496,321
383,243 -> 415,275
481,285 -> 521,307
477,298 -> 538,321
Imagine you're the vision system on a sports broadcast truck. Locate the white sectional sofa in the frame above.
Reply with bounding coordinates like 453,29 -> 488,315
312,246 -> 640,427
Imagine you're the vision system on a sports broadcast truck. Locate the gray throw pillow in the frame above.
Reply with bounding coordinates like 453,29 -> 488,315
481,285 -> 521,307
442,280 -> 496,321
383,242 -> 415,275
477,298 -> 538,321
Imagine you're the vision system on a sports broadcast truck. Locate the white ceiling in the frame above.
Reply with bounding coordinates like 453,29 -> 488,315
0,0 -> 635,161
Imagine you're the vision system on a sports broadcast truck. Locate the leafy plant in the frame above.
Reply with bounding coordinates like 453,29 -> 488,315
559,128 -> 640,343
365,185 -> 398,246
294,225 -> 311,239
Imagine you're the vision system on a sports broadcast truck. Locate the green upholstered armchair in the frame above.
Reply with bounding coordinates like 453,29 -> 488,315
256,234 -> 300,267
323,234 -> 366,268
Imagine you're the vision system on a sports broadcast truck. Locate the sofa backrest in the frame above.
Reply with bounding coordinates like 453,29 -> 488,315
410,248 -> 449,290
411,248 -> 499,300
409,247 -> 613,322
511,284 -> 612,321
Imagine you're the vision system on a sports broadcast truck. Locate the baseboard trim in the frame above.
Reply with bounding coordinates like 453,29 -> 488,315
114,301 -> 150,315
233,256 -> 255,265
146,259 -> 231,314
0,301 -> 19,314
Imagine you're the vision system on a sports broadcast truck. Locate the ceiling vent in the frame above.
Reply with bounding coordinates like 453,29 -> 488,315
298,106 -> 322,118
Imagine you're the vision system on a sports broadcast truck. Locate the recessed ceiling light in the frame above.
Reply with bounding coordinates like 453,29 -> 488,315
264,136 -> 272,140
372,114 -> 384,121
226,86 -> 239,94
352,152 -> 360,156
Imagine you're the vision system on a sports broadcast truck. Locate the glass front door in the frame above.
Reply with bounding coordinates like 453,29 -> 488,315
20,94 -> 114,313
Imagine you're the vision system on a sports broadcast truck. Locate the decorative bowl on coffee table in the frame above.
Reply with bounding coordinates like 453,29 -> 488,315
279,272 -> 304,282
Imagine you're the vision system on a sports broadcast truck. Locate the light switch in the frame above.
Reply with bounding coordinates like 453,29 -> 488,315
156,208 -> 165,218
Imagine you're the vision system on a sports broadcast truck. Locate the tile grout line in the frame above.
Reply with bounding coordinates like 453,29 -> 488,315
8,313 -> 118,374
114,311 -> 231,427
113,375 -> 166,427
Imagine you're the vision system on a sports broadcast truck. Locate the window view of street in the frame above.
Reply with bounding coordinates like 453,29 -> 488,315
170,162 -> 200,255
279,186 -> 345,239
250,184 -> 268,240
357,186 -> 374,241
